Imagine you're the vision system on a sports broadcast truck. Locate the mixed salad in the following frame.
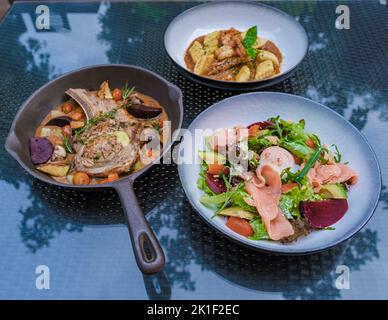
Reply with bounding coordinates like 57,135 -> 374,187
197,116 -> 358,243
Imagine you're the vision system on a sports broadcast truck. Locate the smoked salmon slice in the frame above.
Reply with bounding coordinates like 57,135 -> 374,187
245,165 -> 294,240
307,163 -> 358,191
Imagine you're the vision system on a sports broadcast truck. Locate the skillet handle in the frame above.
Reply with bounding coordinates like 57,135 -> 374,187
114,180 -> 165,274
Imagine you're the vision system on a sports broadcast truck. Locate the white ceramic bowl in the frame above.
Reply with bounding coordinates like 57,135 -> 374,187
178,93 -> 381,254
164,1 -> 309,90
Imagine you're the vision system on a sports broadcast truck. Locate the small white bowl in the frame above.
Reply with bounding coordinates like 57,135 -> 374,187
164,1 -> 309,90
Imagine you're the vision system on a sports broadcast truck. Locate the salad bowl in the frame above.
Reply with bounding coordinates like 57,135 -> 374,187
178,92 -> 381,254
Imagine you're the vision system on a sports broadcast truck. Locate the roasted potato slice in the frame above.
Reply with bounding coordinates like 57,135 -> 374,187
189,41 -> 205,63
255,60 -> 275,80
97,80 -> 113,99
235,65 -> 251,82
257,50 -> 280,66
194,54 -> 215,75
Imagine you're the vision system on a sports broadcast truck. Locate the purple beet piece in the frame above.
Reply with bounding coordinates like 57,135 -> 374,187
46,116 -> 72,127
206,173 -> 227,194
127,104 -> 162,119
29,137 -> 54,165
300,199 -> 349,228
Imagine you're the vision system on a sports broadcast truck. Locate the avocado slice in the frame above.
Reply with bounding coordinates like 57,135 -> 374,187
198,150 -> 226,165
319,184 -> 347,199
37,164 -> 70,177
219,207 -> 257,220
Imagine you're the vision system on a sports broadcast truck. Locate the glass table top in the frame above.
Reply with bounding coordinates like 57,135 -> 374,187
0,1 -> 387,299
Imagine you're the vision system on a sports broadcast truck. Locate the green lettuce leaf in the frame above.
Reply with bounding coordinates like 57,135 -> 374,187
248,136 -> 273,152
199,182 -> 257,213
197,162 -> 214,196
279,179 -> 324,219
249,218 -> 269,240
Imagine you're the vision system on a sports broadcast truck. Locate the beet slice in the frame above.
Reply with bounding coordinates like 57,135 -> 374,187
247,121 -> 274,130
206,173 -> 227,194
29,137 -> 54,165
46,116 -> 72,127
300,199 -> 349,228
127,104 -> 162,119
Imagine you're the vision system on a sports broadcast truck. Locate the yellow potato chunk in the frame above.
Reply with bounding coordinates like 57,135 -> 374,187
257,50 -> 280,66
203,31 -> 219,54
235,65 -> 251,82
241,30 -> 267,49
252,36 -> 268,49
255,60 -> 274,80
194,54 -> 214,75
189,41 -> 205,63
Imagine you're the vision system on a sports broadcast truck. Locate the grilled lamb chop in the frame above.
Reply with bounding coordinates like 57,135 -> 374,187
74,108 -> 141,177
67,82 -> 142,177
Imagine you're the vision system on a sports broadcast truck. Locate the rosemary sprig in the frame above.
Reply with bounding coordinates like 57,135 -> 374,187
122,82 -> 135,111
122,82 -> 135,101
74,109 -> 117,138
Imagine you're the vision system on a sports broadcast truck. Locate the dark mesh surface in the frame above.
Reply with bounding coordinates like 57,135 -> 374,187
0,1 -> 387,299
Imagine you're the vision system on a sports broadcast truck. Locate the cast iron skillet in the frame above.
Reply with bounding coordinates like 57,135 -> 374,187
5,64 -> 183,274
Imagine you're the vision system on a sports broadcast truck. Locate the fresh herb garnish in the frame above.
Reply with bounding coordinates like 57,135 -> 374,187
122,82 -> 135,101
74,109 -> 117,138
151,120 -> 161,132
332,144 -> 342,163
294,146 -> 323,183
243,26 -> 258,59
213,171 -> 233,217
63,135 -> 74,153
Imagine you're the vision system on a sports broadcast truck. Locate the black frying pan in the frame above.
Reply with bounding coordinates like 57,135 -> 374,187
5,64 -> 183,275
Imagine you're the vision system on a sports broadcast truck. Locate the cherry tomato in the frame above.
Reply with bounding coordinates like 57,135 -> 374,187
62,102 -> 73,114
112,88 -> 122,101
97,173 -> 120,184
73,172 -> 90,185
306,138 -> 315,148
248,124 -> 261,137
62,125 -> 72,137
108,173 -> 119,182
71,111 -> 84,121
292,154 -> 303,165
226,217 -> 254,237
207,163 -> 225,175
281,182 -> 298,194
